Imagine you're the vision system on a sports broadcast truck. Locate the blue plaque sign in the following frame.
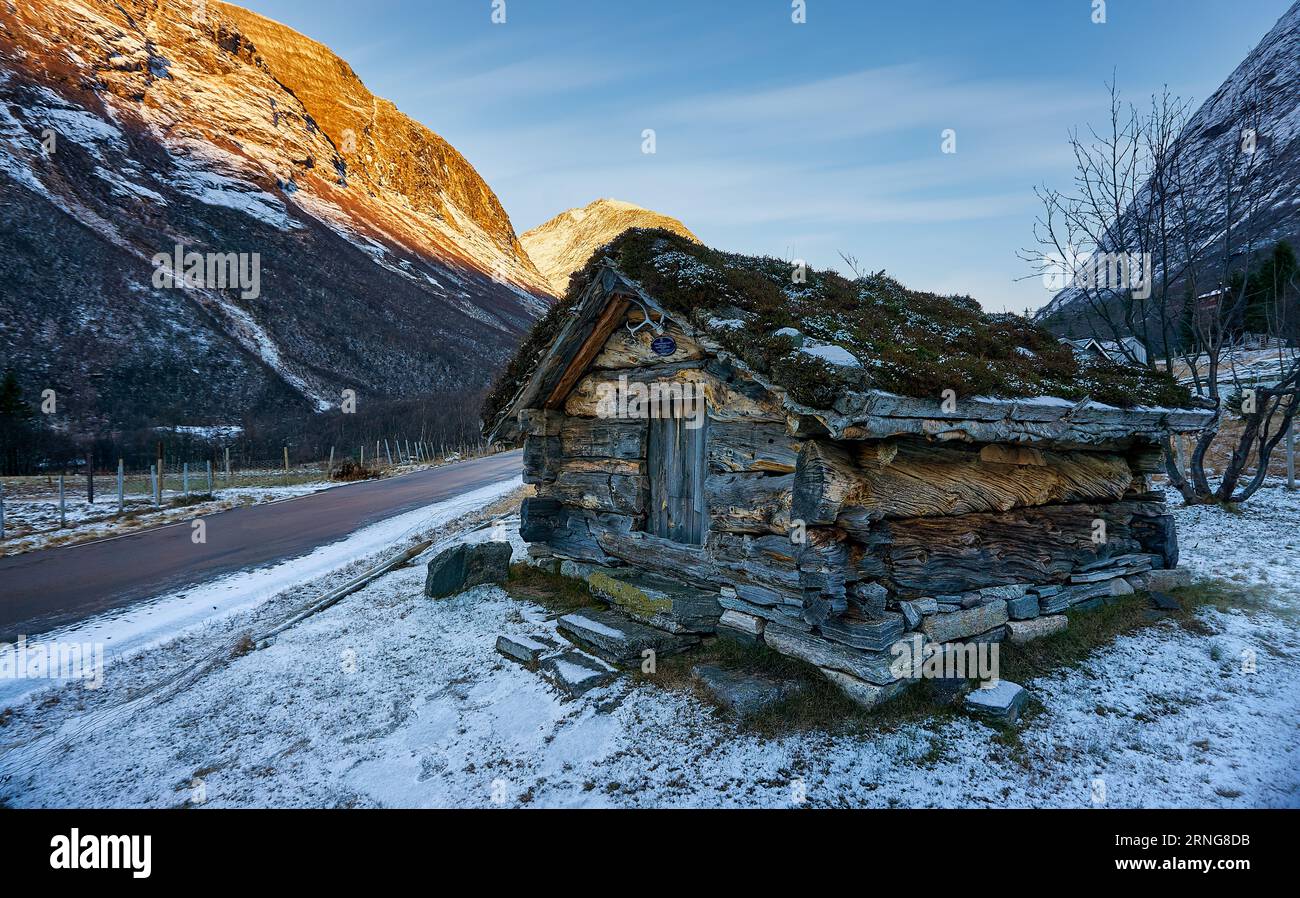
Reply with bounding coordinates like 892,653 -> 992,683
651,335 -> 677,356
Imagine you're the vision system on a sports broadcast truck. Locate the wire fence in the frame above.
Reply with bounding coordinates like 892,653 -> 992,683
0,437 -> 493,542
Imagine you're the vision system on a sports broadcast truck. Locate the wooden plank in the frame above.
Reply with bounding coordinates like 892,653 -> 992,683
796,437 -> 1135,524
707,420 -> 800,473
543,296 -> 630,409
706,471 -> 792,535
559,418 -> 646,459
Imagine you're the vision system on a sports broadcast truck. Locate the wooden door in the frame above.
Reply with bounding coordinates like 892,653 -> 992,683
647,408 -> 708,545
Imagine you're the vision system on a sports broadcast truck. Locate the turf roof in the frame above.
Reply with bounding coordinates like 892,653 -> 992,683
482,229 -> 1193,432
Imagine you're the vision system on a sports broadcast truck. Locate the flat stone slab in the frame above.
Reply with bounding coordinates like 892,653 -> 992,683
919,601 -> 1008,644
538,649 -> 618,697
557,609 -> 698,665
821,668 -> 909,709
764,621 -> 919,685
582,567 -> 721,634
964,680 -> 1028,724
691,665 -> 800,717
819,608 -> 905,651
496,633 -> 558,665
1143,567 -> 1192,592
1005,615 -> 1068,643
717,609 -> 764,645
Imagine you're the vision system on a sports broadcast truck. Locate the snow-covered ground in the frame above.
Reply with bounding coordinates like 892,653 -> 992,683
1,484 -> 1297,808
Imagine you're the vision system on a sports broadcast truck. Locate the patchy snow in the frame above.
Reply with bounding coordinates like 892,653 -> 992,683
0,476 -> 523,711
800,341 -> 863,369
2,483 -> 1297,808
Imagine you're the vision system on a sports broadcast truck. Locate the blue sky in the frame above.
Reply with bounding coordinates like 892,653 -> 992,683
239,0 -> 1293,312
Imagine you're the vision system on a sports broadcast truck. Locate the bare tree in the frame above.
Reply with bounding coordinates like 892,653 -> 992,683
1026,79 -> 1300,505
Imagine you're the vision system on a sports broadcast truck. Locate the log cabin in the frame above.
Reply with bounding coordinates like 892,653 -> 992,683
483,230 -> 1214,707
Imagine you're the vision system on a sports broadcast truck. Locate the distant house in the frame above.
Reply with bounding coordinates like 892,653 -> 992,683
485,231 -> 1211,707
1062,336 -> 1149,365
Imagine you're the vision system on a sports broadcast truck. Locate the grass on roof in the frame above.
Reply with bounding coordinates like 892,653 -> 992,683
483,229 -> 1192,431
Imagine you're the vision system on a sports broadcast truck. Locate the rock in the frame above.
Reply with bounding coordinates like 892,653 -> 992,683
919,601 -> 1008,644
1005,615 -> 1068,643
539,649 -> 618,697
848,581 -> 889,616
820,668 -> 909,709
717,609 -> 764,645
1108,577 -> 1135,596
691,665 -> 799,716
1150,590 -> 1182,611
720,593 -> 809,629
763,621 -> 919,685
585,568 -> 720,634
818,608 -> 905,651
1069,555 -> 1153,583
425,541 -> 513,598
937,603 -> 962,614
1006,593 -> 1040,620
559,559 -> 598,581
495,633 -> 557,664
557,609 -> 698,665
1132,513 -> 1179,568
964,680 -> 1028,724
898,600 -> 924,630
1145,567 -> 1192,591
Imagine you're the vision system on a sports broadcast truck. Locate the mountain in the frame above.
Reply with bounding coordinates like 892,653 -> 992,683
0,0 -> 550,436
1037,0 -> 1300,328
520,198 -> 698,296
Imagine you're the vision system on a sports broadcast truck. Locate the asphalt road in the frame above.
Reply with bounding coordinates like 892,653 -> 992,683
0,450 -> 522,639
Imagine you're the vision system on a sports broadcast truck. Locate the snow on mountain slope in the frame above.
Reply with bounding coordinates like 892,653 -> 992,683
521,198 -> 699,296
0,0 -> 550,429
1039,1 -> 1300,324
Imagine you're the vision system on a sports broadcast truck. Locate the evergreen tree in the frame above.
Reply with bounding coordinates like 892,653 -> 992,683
0,368 -> 33,475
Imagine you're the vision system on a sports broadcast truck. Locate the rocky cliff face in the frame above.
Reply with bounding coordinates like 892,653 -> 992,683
1038,0 -> 1300,327
0,0 -> 550,434
521,198 -> 698,296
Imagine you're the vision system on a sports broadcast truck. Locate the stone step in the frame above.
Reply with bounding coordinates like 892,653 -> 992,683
538,649 -> 619,697
561,563 -> 721,634
495,633 -> 559,665
556,608 -> 699,665
964,680 -> 1028,724
691,665 -> 802,717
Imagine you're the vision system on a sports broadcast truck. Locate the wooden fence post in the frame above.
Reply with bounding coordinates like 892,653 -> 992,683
0,482 -> 5,541
117,458 -> 124,514
183,462 -> 190,498
152,464 -> 160,507
327,446 -> 335,476
384,439 -> 393,467
224,446 -> 231,483
59,474 -> 66,528
206,460 -> 213,496
283,446 -> 290,486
